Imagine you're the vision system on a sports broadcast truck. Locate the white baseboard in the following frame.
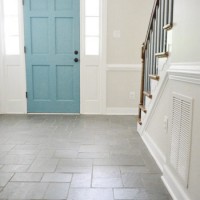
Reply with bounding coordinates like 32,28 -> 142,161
162,165 -> 191,200
4,99 -> 27,114
106,107 -> 138,115
140,131 -> 166,172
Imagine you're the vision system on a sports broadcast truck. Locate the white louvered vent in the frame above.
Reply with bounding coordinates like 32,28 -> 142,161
170,93 -> 193,187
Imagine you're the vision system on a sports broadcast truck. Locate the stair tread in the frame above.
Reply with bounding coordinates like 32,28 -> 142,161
139,105 -> 147,113
149,74 -> 160,81
143,91 -> 152,99
137,119 -> 142,125
155,52 -> 168,58
163,23 -> 173,30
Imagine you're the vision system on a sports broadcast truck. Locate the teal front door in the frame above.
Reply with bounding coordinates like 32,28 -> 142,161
24,0 -> 80,113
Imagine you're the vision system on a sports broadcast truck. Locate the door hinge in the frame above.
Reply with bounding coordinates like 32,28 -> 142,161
22,0 -> 24,5
24,46 -> 26,53
26,92 -> 28,99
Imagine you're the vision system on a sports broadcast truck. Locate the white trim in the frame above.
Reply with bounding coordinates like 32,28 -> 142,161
80,0 -> 84,114
106,107 -> 138,115
107,64 -> 142,71
0,1 -> 4,114
0,0 -> 27,114
100,0 -> 107,114
169,75 -> 200,85
0,0 -> 5,114
18,0 -> 27,113
140,131 -> 166,171
168,63 -> 200,74
169,62 -> 200,69
162,165 -> 191,200
28,113 -> 80,115
168,63 -> 200,85
80,0 -> 104,114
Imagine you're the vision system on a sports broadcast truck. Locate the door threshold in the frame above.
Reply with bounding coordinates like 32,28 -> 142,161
27,113 -> 80,115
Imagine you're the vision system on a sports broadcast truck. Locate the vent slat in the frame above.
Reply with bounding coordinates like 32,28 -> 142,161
170,93 -> 193,187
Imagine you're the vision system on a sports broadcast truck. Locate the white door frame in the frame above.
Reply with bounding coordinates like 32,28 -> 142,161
80,0 -> 107,114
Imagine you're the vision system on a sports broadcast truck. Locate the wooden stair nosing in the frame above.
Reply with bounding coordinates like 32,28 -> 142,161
149,74 -> 160,81
138,119 -> 142,125
143,91 -> 152,99
155,52 -> 169,58
139,105 -> 147,113
163,23 -> 173,30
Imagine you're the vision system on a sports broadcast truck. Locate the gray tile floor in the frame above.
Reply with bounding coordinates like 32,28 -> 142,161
0,115 -> 172,200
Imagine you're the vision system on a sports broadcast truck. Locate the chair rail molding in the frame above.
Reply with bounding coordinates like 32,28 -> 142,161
106,107 -> 138,115
168,63 -> 200,84
106,64 -> 142,71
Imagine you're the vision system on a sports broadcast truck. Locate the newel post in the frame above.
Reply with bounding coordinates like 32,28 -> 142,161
138,43 -> 145,120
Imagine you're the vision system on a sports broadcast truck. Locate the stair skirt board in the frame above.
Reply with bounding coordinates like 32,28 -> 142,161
162,166 -> 191,200
139,131 -> 166,172
140,131 -> 191,200
138,72 -> 169,133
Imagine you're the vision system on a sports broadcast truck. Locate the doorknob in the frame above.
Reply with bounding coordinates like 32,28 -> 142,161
74,58 -> 79,62
74,50 -> 79,55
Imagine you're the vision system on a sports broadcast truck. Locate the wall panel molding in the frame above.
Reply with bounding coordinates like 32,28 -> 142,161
168,63 -> 200,85
106,64 -> 141,115
106,64 -> 142,71
106,107 -> 138,115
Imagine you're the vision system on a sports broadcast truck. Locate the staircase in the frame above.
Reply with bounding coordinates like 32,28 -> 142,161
138,0 -> 174,126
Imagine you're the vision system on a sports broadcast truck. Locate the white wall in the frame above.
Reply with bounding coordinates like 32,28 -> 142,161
107,69 -> 141,108
107,0 -> 154,64
171,0 -> 200,63
0,2 -> 4,113
105,0 -> 154,113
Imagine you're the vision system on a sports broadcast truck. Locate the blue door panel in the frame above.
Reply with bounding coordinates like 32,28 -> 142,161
32,65 -> 50,100
55,0 -> 73,11
55,18 -> 73,54
30,0 -> 48,11
24,0 -> 80,113
31,18 -> 49,54
56,65 -> 73,100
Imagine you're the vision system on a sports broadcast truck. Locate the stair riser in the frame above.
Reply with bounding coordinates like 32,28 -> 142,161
145,96 -> 152,109
157,57 -> 168,73
150,79 -> 158,93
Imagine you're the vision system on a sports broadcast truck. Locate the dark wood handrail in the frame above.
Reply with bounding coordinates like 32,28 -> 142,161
143,0 -> 159,51
139,43 -> 145,120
